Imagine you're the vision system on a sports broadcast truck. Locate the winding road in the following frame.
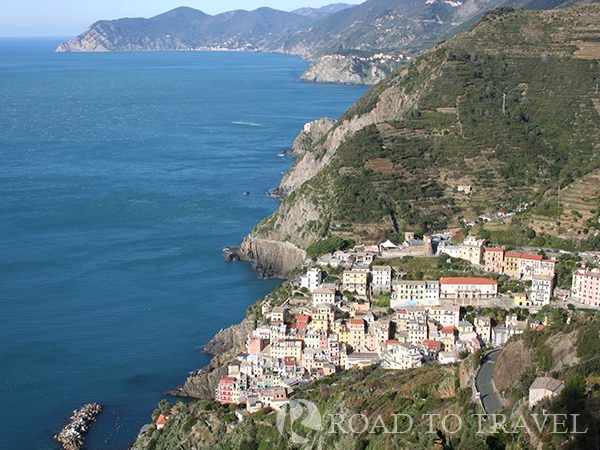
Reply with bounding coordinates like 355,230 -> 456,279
475,349 -> 502,415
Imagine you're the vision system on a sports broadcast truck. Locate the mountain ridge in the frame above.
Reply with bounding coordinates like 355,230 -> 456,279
57,0 -> 599,84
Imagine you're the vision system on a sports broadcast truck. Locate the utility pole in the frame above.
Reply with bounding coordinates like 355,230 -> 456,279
557,181 -> 561,223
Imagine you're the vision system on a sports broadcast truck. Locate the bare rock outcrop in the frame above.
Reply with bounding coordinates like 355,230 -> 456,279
241,58 -> 438,271
170,316 -> 255,399
290,118 -> 335,157
300,54 -> 390,85
238,236 -> 306,279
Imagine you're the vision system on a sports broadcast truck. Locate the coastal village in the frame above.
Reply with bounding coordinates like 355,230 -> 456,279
185,231 -> 599,419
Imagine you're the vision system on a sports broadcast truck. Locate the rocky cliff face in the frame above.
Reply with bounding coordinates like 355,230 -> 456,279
300,54 -> 394,85
238,236 -> 306,279
290,118 -> 335,157
172,315 -> 255,399
275,84 -> 416,198
237,67 -> 429,274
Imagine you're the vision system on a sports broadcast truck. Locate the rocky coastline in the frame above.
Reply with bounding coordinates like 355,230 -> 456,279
166,315 -> 256,399
54,403 -> 102,450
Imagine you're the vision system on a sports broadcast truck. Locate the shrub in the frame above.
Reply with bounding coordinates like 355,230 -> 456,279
306,236 -> 354,257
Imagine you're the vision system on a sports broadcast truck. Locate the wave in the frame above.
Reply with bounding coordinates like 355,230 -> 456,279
231,121 -> 264,127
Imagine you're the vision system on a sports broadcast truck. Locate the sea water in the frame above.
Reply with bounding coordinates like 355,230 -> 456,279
0,38 -> 367,449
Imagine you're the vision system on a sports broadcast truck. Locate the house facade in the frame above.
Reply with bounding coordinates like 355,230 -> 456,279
483,248 -> 505,274
530,275 -> 554,306
371,265 -> 392,294
439,277 -> 498,301
572,268 -> 600,307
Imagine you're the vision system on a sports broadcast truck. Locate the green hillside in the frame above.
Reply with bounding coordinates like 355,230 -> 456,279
254,5 -> 600,248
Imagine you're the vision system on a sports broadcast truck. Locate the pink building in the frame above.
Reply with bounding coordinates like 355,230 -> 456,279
216,376 -> 237,404
484,248 -> 505,274
576,269 -> 600,307
249,337 -> 267,355
518,254 -> 557,280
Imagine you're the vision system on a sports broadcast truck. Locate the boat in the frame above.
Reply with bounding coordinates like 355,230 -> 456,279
277,150 -> 286,156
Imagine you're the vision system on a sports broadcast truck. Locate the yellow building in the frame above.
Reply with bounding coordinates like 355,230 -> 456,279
343,269 -> 370,296
458,236 -> 485,265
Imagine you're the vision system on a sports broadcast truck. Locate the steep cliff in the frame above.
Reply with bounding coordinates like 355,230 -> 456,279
289,118 -> 336,157
236,76 -> 426,272
299,54 -> 399,85
238,236 -> 306,279
172,315 -> 256,399
239,5 -> 600,276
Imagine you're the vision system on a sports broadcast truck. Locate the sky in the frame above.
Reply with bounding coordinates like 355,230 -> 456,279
0,0 -> 359,37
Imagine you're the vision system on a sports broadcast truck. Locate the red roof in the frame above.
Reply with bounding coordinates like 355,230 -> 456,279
423,339 -> 442,350
349,319 -> 364,325
441,326 -> 456,334
220,376 -> 236,384
505,251 -> 522,258
397,309 -> 407,315
486,248 -> 504,253
520,253 -> 543,261
440,277 -> 498,285
157,414 -> 171,425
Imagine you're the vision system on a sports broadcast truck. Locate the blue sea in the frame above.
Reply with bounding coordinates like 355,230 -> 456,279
0,38 -> 367,449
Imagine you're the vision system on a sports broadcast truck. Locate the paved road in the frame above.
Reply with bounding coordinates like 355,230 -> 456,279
475,349 -> 502,415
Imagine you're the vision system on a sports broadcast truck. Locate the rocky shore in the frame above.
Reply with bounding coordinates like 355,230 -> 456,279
54,403 -> 102,450
166,315 -> 256,399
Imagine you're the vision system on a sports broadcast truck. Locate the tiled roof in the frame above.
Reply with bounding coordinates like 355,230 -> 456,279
440,277 -> 498,285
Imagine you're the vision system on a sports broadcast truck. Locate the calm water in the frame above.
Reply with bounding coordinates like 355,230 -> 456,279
0,38 -> 367,449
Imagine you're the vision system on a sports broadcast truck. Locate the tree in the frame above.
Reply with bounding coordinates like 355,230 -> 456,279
547,307 -> 567,330
158,399 -> 172,415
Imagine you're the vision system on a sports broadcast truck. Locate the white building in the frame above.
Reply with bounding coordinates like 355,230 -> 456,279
381,342 -> 423,370
312,287 -> 337,306
300,268 -> 322,292
438,351 -> 459,364
425,281 -> 440,304
529,377 -> 564,408
439,277 -> 498,302
530,275 -> 554,306
371,265 -> 392,294
437,241 -> 461,259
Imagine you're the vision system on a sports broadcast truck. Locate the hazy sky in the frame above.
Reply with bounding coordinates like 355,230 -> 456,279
0,1 -> 359,37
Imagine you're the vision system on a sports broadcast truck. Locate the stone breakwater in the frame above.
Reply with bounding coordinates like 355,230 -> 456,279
54,403 -> 102,450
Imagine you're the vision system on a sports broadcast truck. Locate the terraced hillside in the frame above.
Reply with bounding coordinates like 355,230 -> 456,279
246,5 -> 600,265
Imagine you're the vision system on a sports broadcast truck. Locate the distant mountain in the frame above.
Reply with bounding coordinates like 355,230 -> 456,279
56,6 -> 324,52
291,3 -> 356,17
268,0 -> 600,59
57,0 -> 600,84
